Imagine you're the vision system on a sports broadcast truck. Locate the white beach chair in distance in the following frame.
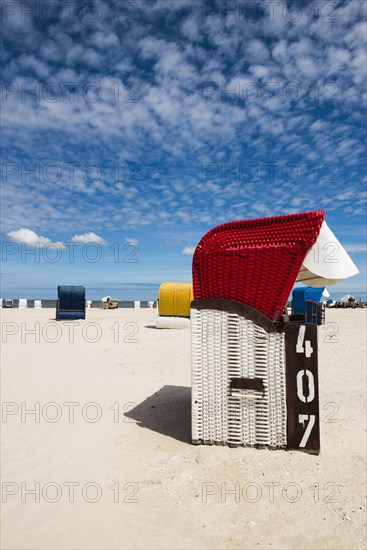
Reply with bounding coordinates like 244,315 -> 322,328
134,301 -> 141,308
155,283 -> 192,329
148,301 -> 154,308
34,300 -> 42,309
86,300 -> 92,308
19,299 -> 27,308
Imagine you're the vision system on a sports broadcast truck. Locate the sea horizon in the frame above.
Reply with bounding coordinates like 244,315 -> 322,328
0,283 -> 161,302
1,286 -> 366,304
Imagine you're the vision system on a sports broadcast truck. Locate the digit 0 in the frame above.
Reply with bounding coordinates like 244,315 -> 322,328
296,370 -> 315,403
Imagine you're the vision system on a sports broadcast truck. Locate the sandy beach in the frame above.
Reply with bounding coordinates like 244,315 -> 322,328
1,307 -> 366,550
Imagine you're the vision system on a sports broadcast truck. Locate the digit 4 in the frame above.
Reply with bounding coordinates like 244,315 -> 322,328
296,325 -> 313,358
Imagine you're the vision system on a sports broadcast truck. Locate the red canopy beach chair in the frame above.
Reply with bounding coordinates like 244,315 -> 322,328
193,210 -> 325,321
191,210 -> 357,453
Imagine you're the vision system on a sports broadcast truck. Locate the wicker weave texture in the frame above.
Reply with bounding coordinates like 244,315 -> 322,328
191,307 -> 287,447
193,210 -> 324,320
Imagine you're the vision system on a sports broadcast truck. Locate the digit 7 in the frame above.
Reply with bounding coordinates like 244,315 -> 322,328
298,414 -> 316,447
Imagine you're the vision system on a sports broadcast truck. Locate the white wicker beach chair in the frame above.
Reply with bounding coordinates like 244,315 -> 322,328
191,210 -> 359,453
191,303 -> 287,447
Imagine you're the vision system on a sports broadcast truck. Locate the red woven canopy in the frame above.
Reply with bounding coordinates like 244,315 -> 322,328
192,210 -> 325,321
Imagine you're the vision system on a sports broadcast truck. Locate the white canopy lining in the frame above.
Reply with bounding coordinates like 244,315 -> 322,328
296,220 -> 359,287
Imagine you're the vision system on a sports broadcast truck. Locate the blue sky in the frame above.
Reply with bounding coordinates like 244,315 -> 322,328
1,0 -> 366,300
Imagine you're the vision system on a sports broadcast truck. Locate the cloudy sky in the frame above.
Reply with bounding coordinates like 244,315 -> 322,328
1,0 -> 366,299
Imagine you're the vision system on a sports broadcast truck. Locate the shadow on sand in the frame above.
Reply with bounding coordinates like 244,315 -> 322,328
124,385 -> 191,444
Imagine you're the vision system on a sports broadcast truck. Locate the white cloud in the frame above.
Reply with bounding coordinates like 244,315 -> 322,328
182,246 -> 195,256
295,56 -> 319,78
125,237 -> 139,246
1,0 -> 365,243
148,0 -> 195,12
181,14 -> 200,41
246,39 -> 269,62
7,228 -> 65,249
344,244 -> 367,253
66,45 -> 101,67
272,39 -> 289,63
18,54 -> 50,78
92,32 -> 119,49
71,232 -> 107,244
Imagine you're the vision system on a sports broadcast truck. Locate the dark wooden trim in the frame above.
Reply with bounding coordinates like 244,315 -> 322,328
191,298 -> 276,331
285,323 -> 320,454
191,298 -> 307,335
230,378 -> 265,393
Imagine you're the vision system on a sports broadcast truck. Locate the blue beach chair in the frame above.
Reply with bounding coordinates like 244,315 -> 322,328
56,286 -> 86,320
